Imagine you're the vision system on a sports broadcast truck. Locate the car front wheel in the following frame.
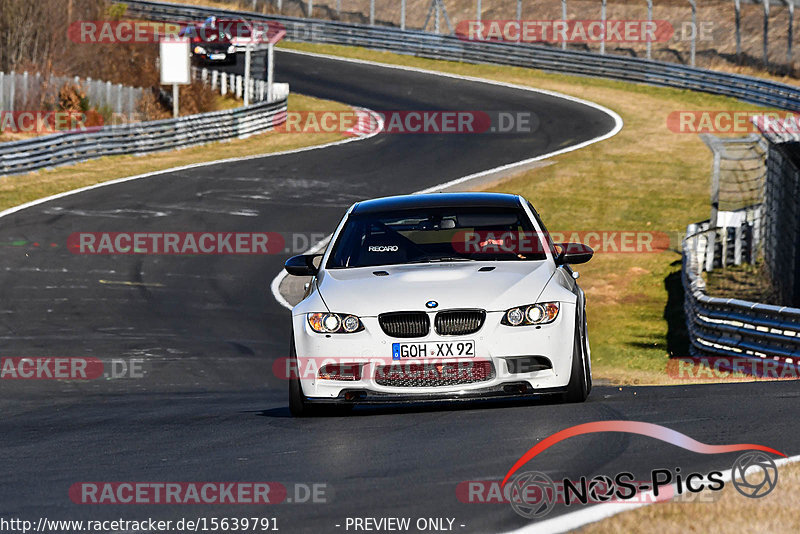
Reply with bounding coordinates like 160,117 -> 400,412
288,336 -> 317,417
562,313 -> 590,403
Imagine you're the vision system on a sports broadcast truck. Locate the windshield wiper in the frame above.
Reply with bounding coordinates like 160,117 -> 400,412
407,256 -> 475,264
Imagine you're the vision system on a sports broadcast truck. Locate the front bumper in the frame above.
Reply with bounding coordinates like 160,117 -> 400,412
305,382 -> 568,405
193,51 -> 234,63
291,303 -> 577,402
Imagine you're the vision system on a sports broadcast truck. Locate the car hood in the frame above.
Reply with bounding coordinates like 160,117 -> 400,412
316,261 -> 556,316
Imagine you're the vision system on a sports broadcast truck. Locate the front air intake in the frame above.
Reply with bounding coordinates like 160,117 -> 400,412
378,311 -> 430,338
434,309 -> 486,336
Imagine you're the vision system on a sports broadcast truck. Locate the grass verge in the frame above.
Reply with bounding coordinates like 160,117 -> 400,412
0,93 -> 349,212
279,41 -> 789,385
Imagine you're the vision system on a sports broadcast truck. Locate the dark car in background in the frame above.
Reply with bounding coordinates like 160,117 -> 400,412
181,22 -> 237,65
211,17 -> 268,52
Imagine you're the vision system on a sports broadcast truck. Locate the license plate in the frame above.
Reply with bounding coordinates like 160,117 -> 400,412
210,53 -> 226,60
392,340 -> 475,360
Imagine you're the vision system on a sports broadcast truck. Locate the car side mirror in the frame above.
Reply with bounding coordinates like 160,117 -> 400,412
284,254 -> 323,276
555,243 -> 594,265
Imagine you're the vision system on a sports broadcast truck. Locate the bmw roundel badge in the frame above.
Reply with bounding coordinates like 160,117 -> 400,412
426,301 -> 438,309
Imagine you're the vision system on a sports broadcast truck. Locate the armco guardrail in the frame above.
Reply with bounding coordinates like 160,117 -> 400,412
0,98 -> 287,176
119,0 -> 800,112
683,221 -> 800,362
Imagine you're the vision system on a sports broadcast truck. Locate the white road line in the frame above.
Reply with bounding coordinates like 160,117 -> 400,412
504,453 -> 800,534
269,48 -> 624,310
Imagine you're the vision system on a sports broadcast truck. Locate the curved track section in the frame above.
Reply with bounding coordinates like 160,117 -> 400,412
2,51 -> 795,534
0,50 -> 617,391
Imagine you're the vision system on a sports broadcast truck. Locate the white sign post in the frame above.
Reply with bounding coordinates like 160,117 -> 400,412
159,38 -> 191,118
267,41 -> 274,102
244,44 -> 252,107
261,23 -> 286,103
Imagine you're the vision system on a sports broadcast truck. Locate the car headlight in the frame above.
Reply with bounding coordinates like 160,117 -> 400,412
307,313 -> 364,333
193,46 -> 206,54
502,302 -> 559,326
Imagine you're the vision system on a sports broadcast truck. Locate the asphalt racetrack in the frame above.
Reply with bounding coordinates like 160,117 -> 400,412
1,50 -> 796,533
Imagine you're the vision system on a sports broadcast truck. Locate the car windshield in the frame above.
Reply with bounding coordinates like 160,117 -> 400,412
326,206 -> 549,268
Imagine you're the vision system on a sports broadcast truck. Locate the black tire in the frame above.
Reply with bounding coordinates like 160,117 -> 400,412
288,336 -> 318,417
562,312 -> 590,403
582,306 -> 592,396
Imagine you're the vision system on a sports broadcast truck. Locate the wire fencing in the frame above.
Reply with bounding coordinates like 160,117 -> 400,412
761,131 -> 800,305
691,133 -> 767,273
695,127 -> 800,308
701,133 -> 768,213
683,124 -> 800,361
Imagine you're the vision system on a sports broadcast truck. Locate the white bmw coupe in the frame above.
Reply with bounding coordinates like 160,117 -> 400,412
284,193 -> 593,416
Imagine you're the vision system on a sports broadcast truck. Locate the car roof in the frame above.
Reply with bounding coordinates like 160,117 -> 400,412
350,193 -> 522,215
